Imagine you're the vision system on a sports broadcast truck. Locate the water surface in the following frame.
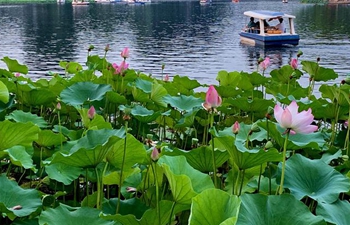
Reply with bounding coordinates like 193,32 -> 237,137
0,0 -> 349,87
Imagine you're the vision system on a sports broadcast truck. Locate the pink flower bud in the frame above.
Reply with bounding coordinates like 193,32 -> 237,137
15,73 -> 20,77
233,121 -> 240,134
56,102 -> 61,110
290,58 -> 298,70
151,147 -> 160,161
202,85 -> 222,111
164,74 -> 169,82
259,57 -> 270,70
88,106 -> 96,119
121,47 -> 129,59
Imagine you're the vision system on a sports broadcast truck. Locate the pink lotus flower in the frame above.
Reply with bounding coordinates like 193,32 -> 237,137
163,74 -> 169,82
290,58 -> 298,70
121,47 -> 129,59
232,121 -> 240,134
15,73 -> 21,77
274,101 -> 318,135
88,106 -> 96,119
202,85 -> 222,110
151,147 -> 160,161
259,57 -> 270,70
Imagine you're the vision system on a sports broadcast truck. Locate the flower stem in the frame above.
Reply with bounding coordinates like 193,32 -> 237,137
278,130 -> 290,195
209,113 -> 218,188
151,163 -> 161,225
238,169 -> 245,196
116,121 -> 128,214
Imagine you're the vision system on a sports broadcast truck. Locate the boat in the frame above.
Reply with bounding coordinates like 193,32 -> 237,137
72,0 -> 90,5
127,0 -> 151,4
95,0 -> 119,3
200,0 -> 211,4
282,0 -> 288,3
239,10 -> 299,46
57,0 -> 65,3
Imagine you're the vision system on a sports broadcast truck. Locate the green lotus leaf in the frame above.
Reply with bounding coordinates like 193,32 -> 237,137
132,86 -> 151,103
237,194 -> 326,225
226,97 -> 274,114
103,167 -> 142,186
12,218 -> 39,225
106,91 -> 127,105
51,129 -> 123,168
77,108 -> 112,130
38,204 -> 114,225
106,133 -> 148,169
1,57 -> 28,74
163,95 -> 203,111
319,84 -> 349,106
131,105 -> 161,123
102,198 -> 149,219
265,81 -> 308,99
0,80 -> 9,104
45,163 -> 83,185
5,146 -> 37,172
301,61 -> 337,82
134,78 -> 153,93
172,75 -> 200,95
59,61 -> 83,74
189,188 -> 240,225
36,130 -> 66,147
60,82 -> 112,106
0,93 -> 15,113
214,136 -> 282,170
164,146 -> 229,173
21,89 -> 57,106
316,200 -> 350,225
151,82 -> 167,107
175,109 -> 200,128
103,200 -> 187,225
6,110 -> 48,128
216,71 -> 241,87
242,71 -> 269,87
0,175 -> 41,220
258,121 -> 325,150
0,120 -> 39,151
270,65 -> 302,83
159,155 -> 214,204
277,154 -> 350,203
86,55 -> 108,72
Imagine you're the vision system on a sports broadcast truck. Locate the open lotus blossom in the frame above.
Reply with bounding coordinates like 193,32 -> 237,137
259,57 -> 270,70
274,101 -> 318,135
121,47 -> 129,59
113,61 -> 129,75
290,58 -> 298,69
202,85 -> 222,111
88,106 -> 96,119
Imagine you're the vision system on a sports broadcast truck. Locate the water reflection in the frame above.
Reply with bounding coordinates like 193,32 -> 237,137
0,1 -> 349,85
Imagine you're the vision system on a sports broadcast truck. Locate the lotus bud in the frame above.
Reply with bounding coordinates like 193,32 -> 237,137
87,106 -> 96,119
123,107 -> 132,121
104,44 -> 110,52
126,187 -> 137,193
56,102 -> 61,111
164,74 -> 169,82
341,155 -> 349,162
297,50 -> 303,58
191,138 -> 199,148
258,57 -> 264,64
161,64 -> 165,70
121,47 -> 129,59
341,75 -> 350,85
88,45 -> 94,52
151,147 -> 160,162
249,123 -> 260,135
232,121 -> 240,135
264,141 -> 274,150
317,57 -> 320,62
15,73 -> 20,77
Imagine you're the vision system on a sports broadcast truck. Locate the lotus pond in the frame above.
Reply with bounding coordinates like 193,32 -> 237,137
0,47 -> 349,225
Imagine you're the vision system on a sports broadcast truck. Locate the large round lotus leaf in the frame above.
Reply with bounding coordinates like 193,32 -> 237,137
60,82 -> 111,106
38,205 -> 114,225
6,110 -> 48,128
130,105 -> 161,123
1,57 -> 28,74
0,120 -> 39,150
21,89 -> 57,106
0,175 -> 42,220
277,154 -> 350,203
237,194 -> 326,225
45,163 -> 83,185
0,80 -> 9,104
316,200 -> 350,225
189,188 -> 240,225
5,146 -> 37,172
163,95 -> 203,111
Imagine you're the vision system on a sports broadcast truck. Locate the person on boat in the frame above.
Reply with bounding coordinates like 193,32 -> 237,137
274,18 -> 285,32
247,17 -> 257,28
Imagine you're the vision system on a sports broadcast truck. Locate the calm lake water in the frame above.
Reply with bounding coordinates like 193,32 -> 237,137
0,0 -> 350,87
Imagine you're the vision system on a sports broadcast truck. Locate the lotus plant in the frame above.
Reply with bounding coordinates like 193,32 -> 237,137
121,47 -> 129,60
274,101 -> 318,194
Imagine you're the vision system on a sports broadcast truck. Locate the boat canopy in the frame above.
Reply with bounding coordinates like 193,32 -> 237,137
243,10 -> 295,20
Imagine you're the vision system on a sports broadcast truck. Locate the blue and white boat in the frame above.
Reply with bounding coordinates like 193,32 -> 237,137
239,10 -> 299,46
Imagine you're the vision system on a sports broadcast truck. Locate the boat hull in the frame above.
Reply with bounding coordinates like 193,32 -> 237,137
239,32 -> 299,46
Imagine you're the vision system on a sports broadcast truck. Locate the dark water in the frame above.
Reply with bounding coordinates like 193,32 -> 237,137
0,0 -> 350,87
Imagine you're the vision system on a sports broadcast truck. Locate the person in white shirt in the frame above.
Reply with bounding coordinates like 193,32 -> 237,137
275,18 -> 285,32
